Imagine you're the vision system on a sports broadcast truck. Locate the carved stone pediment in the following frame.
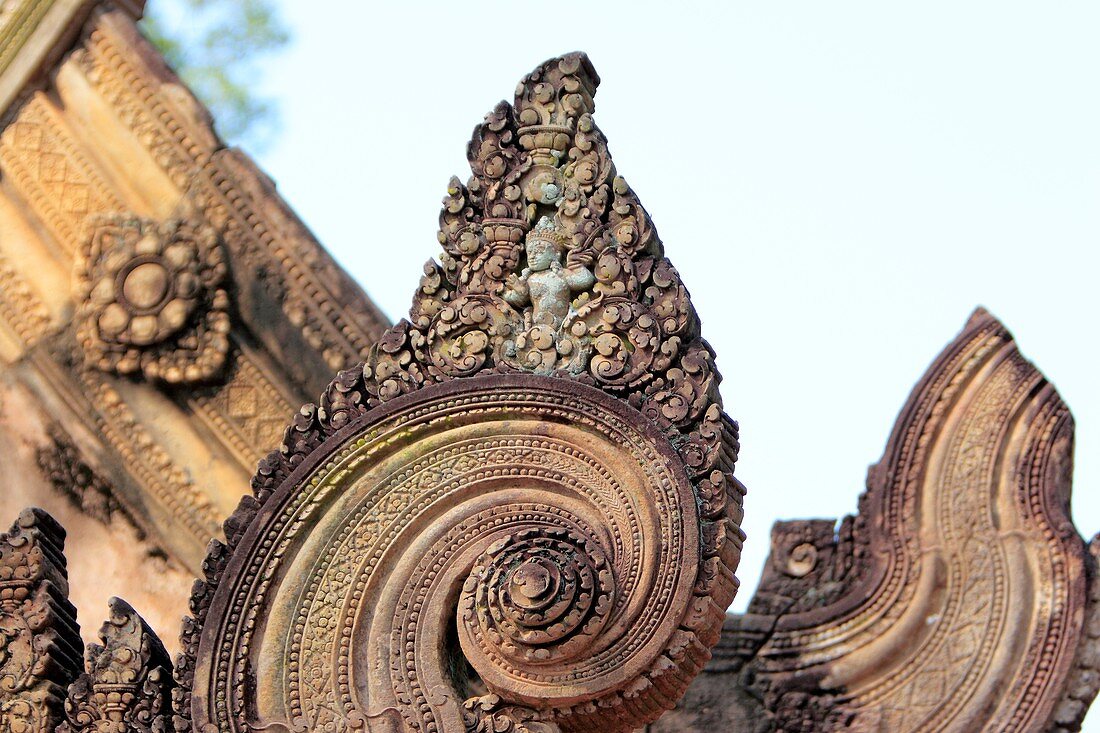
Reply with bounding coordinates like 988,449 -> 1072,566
175,52 -> 743,733
1,1 -> 1098,729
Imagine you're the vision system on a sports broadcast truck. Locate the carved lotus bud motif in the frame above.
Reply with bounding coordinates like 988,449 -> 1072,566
75,215 -> 230,383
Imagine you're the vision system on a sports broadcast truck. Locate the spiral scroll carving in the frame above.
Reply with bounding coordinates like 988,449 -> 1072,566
183,377 -> 725,732
177,52 -> 742,733
461,527 -> 615,667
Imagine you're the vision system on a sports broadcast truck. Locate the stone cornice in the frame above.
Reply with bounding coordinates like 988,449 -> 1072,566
0,0 -> 143,122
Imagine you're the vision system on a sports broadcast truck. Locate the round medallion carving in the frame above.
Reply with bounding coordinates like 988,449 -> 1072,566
74,215 -> 230,383
461,524 -> 615,669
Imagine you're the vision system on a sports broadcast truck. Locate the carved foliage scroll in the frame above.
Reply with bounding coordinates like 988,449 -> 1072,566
0,509 -> 82,733
185,376 -> 730,733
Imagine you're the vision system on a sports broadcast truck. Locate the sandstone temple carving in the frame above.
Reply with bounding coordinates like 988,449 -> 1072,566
0,2 -> 1096,732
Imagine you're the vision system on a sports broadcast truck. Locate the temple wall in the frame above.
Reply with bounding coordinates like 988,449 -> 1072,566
0,374 -> 192,653
0,0 -> 388,648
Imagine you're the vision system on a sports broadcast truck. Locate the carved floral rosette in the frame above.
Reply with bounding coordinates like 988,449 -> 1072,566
176,53 -> 743,733
74,215 -> 230,384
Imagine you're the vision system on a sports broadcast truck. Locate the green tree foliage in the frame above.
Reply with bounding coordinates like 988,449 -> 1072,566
140,0 -> 289,150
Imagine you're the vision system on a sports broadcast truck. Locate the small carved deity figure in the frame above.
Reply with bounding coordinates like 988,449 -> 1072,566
504,216 -> 595,330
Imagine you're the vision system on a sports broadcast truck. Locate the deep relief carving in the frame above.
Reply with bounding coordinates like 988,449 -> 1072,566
35,424 -> 144,539
177,53 -> 742,733
0,509 -> 82,733
659,309 -> 1100,733
281,52 -> 735,502
74,215 -> 231,384
460,525 -> 614,673
417,51 -> 690,394
463,694 -> 558,733
184,377 -> 733,733
282,49 -> 738,526
0,3 -> 1095,728
59,597 -> 173,733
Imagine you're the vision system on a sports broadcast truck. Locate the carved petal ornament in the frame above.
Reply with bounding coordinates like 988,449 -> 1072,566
74,215 -> 230,384
176,52 -> 744,733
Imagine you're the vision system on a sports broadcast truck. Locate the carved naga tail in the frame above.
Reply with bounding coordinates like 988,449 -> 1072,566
657,309 -> 1100,733
176,53 -> 743,733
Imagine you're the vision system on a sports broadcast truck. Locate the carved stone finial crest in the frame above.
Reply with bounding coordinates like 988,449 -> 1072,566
74,215 -> 230,384
416,51 -> 680,384
0,508 -> 82,733
59,597 -> 173,733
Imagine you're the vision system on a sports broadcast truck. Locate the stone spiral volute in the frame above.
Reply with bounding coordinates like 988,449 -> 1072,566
185,377 -> 727,733
461,526 -> 615,669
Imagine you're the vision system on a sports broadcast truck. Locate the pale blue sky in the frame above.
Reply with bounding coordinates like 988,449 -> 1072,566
248,1 -> 1099,724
